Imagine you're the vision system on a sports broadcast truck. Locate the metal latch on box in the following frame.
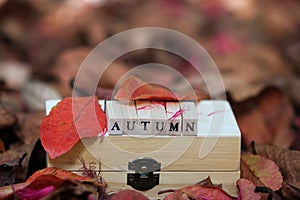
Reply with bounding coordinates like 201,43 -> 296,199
127,157 -> 161,191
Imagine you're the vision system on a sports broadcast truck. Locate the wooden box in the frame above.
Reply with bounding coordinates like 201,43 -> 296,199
46,100 -> 241,199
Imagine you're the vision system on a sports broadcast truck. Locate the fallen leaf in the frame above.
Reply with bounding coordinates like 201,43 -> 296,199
114,76 -> 208,101
232,86 -> 297,149
26,167 -> 97,184
0,106 -> 16,129
163,190 -> 190,200
254,186 -> 283,200
15,185 -> 55,200
0,106 -> 19,150
180,88 -> 210,102
0,150 -> 27,186
16,111 -> 44,145
110,189 -> 150,200
15,175 -> 101,200
237,178 -> 261,200
256,86 -> 295,148
0,182 -> 29,200
0,138 -> 5,152
236,106 -> 272,148
40,96 -> 107,159
1,167 -> 105,200
251,143 -> 300,199
130,83 -> 179,101
27,175 -> 66,190
280,181 -> 300,200
241,153 -> 283,191
162,185 -> 237,200
113,76 -> 145,100
40,180 -> 100,200
114,76 -> 178,101
181,185 -> 236,200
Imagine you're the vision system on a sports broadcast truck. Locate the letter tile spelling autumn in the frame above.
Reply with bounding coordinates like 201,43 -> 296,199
106,100 -> 198,135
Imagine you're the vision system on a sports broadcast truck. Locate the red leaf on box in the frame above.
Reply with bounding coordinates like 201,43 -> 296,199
40,96 -> 107,159
114,76 -> 178,101
114,76 -> 209,101
130,83 -> 178,101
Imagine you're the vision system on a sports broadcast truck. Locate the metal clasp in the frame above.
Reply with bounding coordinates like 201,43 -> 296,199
127,157 -> 161,191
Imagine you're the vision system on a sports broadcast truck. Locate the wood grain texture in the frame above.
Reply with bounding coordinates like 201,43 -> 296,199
48,135 -> 240,171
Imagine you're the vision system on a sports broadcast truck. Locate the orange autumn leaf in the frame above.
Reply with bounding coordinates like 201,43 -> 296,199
114,76 -> 208,101
131,83 -> 178,100
114,76 -> 178,101
114,76 -> 146,100
40,96 -> 107,159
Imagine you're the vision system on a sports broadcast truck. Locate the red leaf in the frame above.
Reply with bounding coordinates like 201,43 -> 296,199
11,167 -> 104,200
163,185 -> 237,200
15,186 -> 55,200
251,143 -> 300,199
163,190 -> 190,200
241,153 -> 283,191
12,175 -> 65,200
114,76 -> 178,101
0,182 -> 29,200
237,178 -> 261,200
131,83 -> 178,101
114,76 -> 209,101
26,167 -> 95,184
26,174 -> 65,189
40,96 -> 107,159
110,189 -> 149,200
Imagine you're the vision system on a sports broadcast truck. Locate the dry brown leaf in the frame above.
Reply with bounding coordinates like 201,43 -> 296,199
0,150 -> 26,186
16,111 -> 44,145
0,139 -> 5,153
0,106 -> 16,129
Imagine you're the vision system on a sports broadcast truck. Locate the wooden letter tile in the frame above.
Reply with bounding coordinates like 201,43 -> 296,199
166,102 -> 182,136
106,100 -> 123,135
135,101 -> 152,135
180,101 -> 198,136
150,102 -> 167,135
120,101 -> 138,135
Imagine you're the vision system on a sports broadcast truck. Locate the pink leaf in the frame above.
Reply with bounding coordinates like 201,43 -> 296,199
237,178 -> 261,200
241,154 -> 283,191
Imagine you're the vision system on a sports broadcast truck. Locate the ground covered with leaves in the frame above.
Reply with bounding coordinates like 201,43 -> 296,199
0,0 -> 300,199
